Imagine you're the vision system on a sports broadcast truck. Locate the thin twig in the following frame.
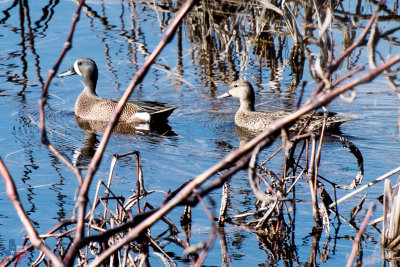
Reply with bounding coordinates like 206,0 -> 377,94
346,202 -> 375,267
38,1 -> 85,186
135,152 -> 141,214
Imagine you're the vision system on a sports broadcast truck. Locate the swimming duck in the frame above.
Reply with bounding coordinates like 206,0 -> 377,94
58,58 -> 178,123
218,80 -> 350,133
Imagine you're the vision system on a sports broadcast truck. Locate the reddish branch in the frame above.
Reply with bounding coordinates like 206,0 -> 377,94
38,0 -> 85,186
346,202 -> 375,267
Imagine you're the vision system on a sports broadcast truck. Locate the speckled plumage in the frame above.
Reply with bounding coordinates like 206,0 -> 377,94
58,58 -> 178,123
218,80 -> 350,133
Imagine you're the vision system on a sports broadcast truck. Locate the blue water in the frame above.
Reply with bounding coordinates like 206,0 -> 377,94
0,0 -> 399,265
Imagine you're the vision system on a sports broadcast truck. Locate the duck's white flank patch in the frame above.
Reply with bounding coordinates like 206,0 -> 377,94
74,60 -> 83,76
130,112 -> 151,122
134,123 -> 150,131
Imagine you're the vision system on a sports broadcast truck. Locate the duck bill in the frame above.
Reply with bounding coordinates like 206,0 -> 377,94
217,92 -> 231,99
58,67 -> 76,78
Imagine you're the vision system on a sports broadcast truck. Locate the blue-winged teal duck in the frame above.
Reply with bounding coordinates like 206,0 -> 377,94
58,58 -> 178,123
218,80 -> 350,133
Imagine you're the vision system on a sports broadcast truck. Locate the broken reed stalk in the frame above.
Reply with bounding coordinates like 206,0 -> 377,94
0,157 -> 65,267
382,179 -> 392,246
104,155 -> 118,221
135,152 -> 141,214
107,151 -> 142,215
311,109 -> 328,202
329,165 -> 400,209
102,152 -> 140,220
217,182 -> 229,226
87,52 -> 400,266
386,180 -> 400,249
38,0 -> 85,186
306,108 -> 328,225
66,1 -> 197,264
314,108 -> 328,185
218,227 -> 231,267
346,202 -> 375,267
307,135 -> 322,226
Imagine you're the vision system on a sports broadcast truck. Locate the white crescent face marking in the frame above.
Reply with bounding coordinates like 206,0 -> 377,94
73,60 -> 83,76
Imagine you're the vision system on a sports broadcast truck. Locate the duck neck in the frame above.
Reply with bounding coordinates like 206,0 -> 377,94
82,71 -> 98,96
239,99 -> 255,112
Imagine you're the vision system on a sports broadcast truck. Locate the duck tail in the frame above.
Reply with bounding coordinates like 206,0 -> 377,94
325,114 -> 356,132
150,105 -> 179,122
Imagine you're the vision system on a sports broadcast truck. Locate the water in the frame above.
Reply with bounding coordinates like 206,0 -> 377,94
0,0 -> 399,265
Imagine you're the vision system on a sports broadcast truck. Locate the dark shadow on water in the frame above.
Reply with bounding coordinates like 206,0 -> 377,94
75,116 -> 177,136
72,130 -> 98,169
72,116 -> 178,169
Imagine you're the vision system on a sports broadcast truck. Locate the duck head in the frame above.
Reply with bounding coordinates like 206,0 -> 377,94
58,58 -> 99,93
218,80 -> 255,111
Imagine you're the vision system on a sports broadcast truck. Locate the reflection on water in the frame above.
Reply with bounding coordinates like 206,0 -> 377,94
75,116 -> 177,136
71,130 -> 98,169
72,118 -> 177,169
0,0 -> 399,266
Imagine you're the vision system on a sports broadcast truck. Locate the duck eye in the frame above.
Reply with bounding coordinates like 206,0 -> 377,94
234,84 -> 238,87
78,62 -> 82,65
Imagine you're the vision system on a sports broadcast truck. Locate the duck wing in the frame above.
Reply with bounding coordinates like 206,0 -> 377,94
110,98 -> 179,122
